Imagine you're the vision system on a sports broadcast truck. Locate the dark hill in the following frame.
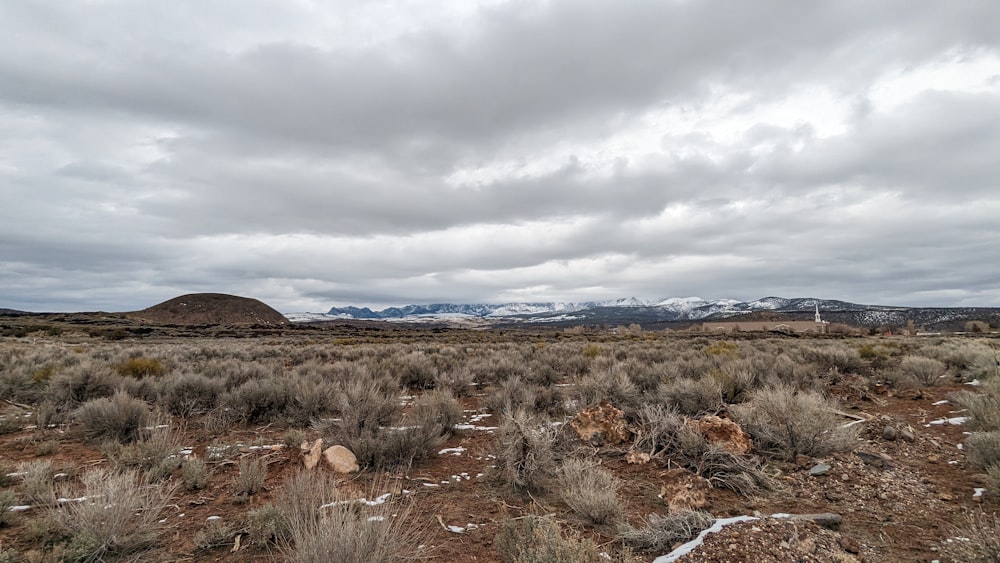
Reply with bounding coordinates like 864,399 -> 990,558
133,293 -> 287,325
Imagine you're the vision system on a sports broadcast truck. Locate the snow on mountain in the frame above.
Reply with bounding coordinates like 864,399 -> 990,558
599,297 -> 655,307
309,296 -> 874,322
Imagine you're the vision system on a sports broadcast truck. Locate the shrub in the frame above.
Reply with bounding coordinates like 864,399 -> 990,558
54,468 -> 176,562
899,356 -> 948,386
76,391 -> 150,443
632,404 -> 689,458
557,458 -> 624,525
114,357 -> 165,379
493,410 -> 560,493
182,457 -> 212,491
658,376 -> 723,416
158,372 -> 223,416
965,431 -> 1000,470
574,366 -> 639,411
952,380 -> 1000,431
287,376 -> 338,426
232,457 -> 268,501
698,446 -> 773,496
194,519 -> 238,552
392,351 -> 438,389
494,515 -> 603,563
732,384 -> 856,460
105,422 -> 183,481
435,369 -> 476,397
18,460 -> 56,507
0,491 -> 17,528
486,376 -> 566,417
620,510 -> 713,552
248,504 -> 288,547
220,378 -> 292,424
940,511 -> 1000,563
279,471 -> 424,563
47,367 -> 122,407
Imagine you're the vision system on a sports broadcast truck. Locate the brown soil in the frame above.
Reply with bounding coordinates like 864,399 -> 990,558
131,293 -> 288,325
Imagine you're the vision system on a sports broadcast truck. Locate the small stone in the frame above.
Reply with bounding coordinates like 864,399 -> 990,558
839,536 -> 860,554
825,491 -> 842,502
856,450 -> 893,469
882,425 -> 897,441
625,451 -> 651,464
927,455 -> 941,464
841,473 -> 850,482
900,427 -> 916,442
878,492 -> 889,500
937,492 -> 954,501
809,463 -> 832,476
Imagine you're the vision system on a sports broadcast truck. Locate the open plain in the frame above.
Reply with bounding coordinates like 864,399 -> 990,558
0,315 -> 998,562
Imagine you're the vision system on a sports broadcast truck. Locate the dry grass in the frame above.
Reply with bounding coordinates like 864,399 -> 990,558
619,510 -> 714,552
940,511 -> 1000,563
232,457 -> 268,502
53,468 -> 177,561
494,515 -> 604,563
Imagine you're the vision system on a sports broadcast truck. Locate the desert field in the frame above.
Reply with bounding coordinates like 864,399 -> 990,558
0,322 -> 998,562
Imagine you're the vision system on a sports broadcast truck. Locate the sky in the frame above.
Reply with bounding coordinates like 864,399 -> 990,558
2,0 -> 999,313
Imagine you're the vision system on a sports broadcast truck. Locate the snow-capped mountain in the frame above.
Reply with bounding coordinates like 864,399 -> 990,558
314,296 -> 872,322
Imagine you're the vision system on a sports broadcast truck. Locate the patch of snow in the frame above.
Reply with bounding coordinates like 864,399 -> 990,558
927,416 -> 970,426
966,379 -> 982,386
368,516 -> 386,522
932,400 -> 949,406
207,515 -> 221,521
652,516 -> 756,562
438,447 -> 466,456
974,488 -> 986,498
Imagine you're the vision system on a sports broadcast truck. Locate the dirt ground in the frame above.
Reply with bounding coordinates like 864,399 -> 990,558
0,334 -> 996,562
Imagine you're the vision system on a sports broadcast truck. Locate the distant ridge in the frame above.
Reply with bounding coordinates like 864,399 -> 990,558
323,296 -> 873,321
301,296 -> 1000,331
134,293 -> 287,325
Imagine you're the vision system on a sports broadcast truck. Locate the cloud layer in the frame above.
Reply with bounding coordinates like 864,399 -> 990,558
3,0 -> 999,312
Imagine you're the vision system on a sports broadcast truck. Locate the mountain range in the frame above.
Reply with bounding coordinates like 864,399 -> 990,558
305,296 -> 879,322
276,296 -> 1000,331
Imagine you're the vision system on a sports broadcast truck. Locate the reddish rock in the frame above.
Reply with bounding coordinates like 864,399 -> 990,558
693,415 -> 752,455
570,401 -> 630,446
659,468 -> 711,512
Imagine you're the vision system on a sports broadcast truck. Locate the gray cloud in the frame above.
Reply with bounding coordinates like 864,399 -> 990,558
2,0 -> 999,312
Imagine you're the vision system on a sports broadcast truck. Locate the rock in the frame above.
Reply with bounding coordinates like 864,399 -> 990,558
625,451 -> 651,464
323,445 -> 359,473
855,450 -> 892,469
809,463 -> 831,476
659,468 -> 711,513
882,426 -> 897,441
937,492 -> 954,501
301,438 -> 323,470
790,513 -> 843,529
841,473 -> 850,482
839,535 -> 860,554
899,427 -> 916,442
927,454 -> 941,464
570,401 -> 630,446
693,415 -> 753,455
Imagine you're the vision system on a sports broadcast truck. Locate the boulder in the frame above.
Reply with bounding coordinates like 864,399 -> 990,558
301,438 -> 323,470
570,401 -> 630,446
693,415 -> 752,455
659,468 -> 711,512
323,445 -> 360,473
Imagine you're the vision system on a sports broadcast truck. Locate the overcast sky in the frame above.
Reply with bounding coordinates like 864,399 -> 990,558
3,1 -> 999,313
